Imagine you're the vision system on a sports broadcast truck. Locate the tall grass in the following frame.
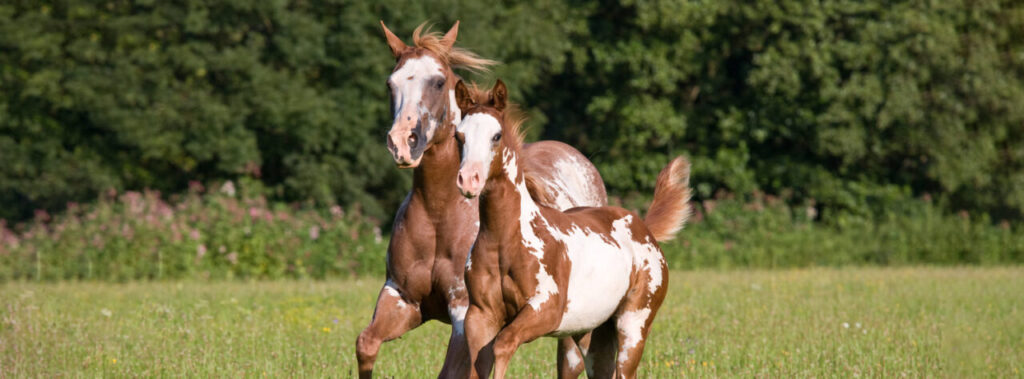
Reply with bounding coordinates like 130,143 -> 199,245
0,184 -> 1021,282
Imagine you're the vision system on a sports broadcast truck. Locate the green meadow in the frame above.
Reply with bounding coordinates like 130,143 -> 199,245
3,267 -> 1021,377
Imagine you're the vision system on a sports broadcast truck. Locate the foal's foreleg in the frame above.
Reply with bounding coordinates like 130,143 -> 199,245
355,283 -> 422,379
491,306 -> 559,379
465,306 -> 502,379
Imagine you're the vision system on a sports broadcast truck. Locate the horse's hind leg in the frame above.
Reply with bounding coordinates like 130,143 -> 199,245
612,287 -> 667,377
583,321 -> 618,378
557,334 -> 589,378
355,282 -> 422,379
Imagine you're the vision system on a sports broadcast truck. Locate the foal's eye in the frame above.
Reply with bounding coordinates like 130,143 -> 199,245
492,133 -> 502,143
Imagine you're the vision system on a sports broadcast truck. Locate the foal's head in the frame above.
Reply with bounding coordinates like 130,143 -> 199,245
380,21 -> 496,168
453,80 -> 525,198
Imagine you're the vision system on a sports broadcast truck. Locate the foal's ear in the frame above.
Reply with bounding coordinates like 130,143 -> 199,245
380,21 -> 407,58
454,80 -> 475,114
492,79 -> 508,112
440,20 -> 460,50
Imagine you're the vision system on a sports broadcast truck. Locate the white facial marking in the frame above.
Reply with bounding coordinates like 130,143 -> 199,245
389,56 -> 445,140
383,280 -> 407,309
566,348 -> 582,370
616,308 -> 652,363
457,113 -> 502,173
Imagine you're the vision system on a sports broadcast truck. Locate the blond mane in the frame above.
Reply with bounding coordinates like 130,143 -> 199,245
413,23 -> 498,72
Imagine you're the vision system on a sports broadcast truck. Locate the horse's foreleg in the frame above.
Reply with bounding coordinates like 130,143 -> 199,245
438,300 -> 470,379
465,305 -> 501,379
355,282 -> 422,379
491,306 -> 559,379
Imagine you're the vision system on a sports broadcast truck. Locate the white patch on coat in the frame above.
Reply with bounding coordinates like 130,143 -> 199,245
549,221 -> 632,335
456,113 -> 502,173
503,148 -> 518,183
541,155 -> 604,209
565,347 -> 582,370
383,280 -> 407,309
616,307 -> 652,363
610,216 -> 664,293
506,154 -> 559,311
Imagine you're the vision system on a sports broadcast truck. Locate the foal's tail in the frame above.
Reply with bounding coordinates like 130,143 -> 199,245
644,156 -> 693,242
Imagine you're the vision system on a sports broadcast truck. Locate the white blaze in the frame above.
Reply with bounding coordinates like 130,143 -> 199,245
388,56 -> 445,140
456,113 -> 502,172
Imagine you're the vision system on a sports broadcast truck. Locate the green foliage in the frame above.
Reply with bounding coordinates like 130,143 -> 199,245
0,0 -> 582,221
661,192 -> 1024,269
1,186 -> 1019,282
1,0 -> 1023,272
0,181 -> 386,281
537,0 -> 1024,220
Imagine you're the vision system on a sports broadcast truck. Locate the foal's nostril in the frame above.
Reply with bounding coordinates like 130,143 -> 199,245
408,134 -> 418,148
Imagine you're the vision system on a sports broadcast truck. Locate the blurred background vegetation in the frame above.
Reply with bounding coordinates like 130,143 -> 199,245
1,0 -> 1022,280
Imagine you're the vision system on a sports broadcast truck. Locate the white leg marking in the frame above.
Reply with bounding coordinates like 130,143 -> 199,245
565,347 -> 582,370
616,308 -> 652,363
383,279 -> 408,309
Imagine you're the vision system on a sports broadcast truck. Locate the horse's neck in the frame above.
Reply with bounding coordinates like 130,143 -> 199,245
411,125 -> 462,211
479,151 -> 536,244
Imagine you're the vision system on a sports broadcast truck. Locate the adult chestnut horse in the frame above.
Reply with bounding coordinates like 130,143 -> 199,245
355,21 -> 607,378
454,80 -> 692,378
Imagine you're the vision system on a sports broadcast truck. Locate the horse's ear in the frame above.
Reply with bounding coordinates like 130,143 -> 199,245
492,79 -> 508,112
455,80 -> 475,114
380,21 -> 407,58
440,20 -> 460,50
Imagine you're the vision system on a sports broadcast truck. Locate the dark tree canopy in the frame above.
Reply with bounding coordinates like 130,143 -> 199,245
1,0 -> 1022,223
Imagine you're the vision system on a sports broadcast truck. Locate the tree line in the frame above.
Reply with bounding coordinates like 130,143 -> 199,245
2,0 -> 1022,224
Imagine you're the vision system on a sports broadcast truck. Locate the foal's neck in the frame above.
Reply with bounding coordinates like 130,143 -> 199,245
479,149 -> 536,242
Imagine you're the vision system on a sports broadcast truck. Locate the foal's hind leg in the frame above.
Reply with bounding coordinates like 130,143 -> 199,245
557,334 -> 589,378
355,282 -> 422,379
582,320 -> 618,378
612,287 -> 667,377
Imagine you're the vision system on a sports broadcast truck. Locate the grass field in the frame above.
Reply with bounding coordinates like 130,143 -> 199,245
2,267 -> 1022,377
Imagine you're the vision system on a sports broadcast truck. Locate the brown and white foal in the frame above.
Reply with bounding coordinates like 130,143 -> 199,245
357,22 -> 606,378
454,80 -> 692,378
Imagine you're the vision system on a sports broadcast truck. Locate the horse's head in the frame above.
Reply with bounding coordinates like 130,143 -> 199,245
380,21 -> 495,168
453,79 -> 524,198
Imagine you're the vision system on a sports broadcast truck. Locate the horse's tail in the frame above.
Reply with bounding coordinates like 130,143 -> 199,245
644,156 -> 693,243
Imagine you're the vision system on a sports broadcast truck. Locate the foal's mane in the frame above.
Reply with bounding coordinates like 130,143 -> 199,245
413,23 -> 497,72
463,82 -> 526,151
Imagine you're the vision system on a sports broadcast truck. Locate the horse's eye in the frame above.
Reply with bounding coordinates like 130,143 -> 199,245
435,79 -> 445,89
492,133 -> 502,143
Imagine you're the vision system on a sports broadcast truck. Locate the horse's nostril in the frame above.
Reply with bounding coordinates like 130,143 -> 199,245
408,134 -> 418,147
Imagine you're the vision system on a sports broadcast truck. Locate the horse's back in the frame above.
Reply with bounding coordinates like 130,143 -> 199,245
522,140 -> 607,210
